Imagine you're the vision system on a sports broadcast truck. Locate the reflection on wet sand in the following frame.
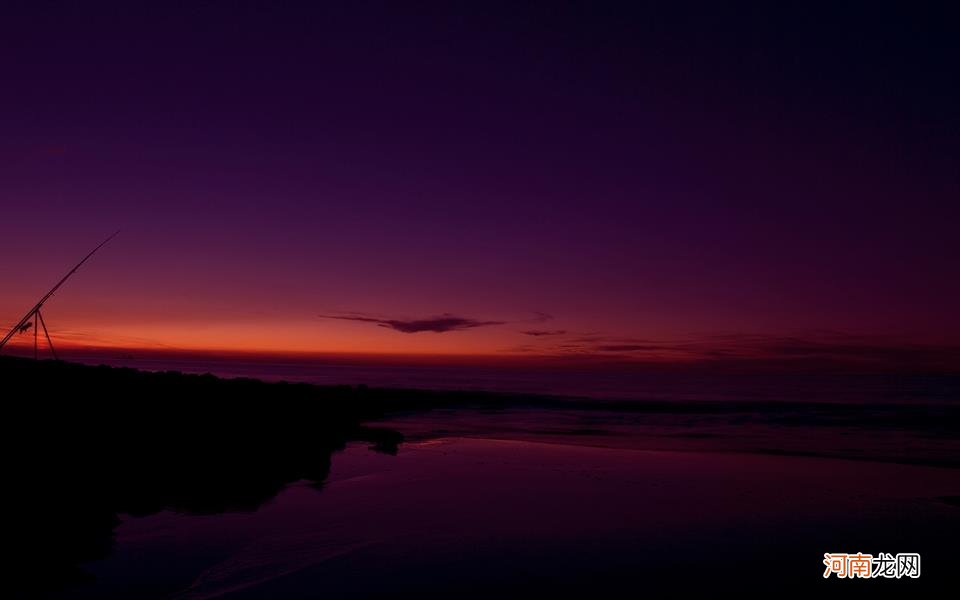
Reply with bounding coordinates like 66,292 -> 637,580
82,438 -> 960,598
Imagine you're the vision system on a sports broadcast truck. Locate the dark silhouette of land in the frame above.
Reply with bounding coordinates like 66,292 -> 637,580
3,356 -> 405,595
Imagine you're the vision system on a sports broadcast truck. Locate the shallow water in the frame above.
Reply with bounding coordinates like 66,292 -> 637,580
67,435 -> 960,598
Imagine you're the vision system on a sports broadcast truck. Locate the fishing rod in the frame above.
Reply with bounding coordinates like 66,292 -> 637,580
0,231 -> 119,355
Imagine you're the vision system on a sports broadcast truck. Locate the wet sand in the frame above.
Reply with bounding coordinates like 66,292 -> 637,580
73,435 -> 960,598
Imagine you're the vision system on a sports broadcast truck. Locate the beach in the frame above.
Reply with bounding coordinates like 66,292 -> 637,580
74,437 -> 959,598
4,356 -> 957,597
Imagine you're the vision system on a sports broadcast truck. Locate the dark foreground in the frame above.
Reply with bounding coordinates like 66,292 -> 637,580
3,356 -> 959,598
4,356 -> 403,596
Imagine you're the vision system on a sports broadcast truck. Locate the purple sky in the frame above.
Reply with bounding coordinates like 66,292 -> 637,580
2,2 -> 958,369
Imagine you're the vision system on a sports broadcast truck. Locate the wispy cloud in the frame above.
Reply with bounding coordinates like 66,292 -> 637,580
594,344 -> 671,352
320,312 -> 505,334
522,330 -> 567,337
507,330 -> 960,371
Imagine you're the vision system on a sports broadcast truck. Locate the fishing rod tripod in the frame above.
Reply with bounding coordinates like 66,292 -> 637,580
0,231 -> 118,359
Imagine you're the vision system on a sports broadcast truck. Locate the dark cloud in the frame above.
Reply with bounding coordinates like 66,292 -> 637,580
522,330 -> 567,337
320,313 -> 505,334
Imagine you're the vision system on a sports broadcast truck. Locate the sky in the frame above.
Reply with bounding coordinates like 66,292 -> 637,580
1,2 -> 959,370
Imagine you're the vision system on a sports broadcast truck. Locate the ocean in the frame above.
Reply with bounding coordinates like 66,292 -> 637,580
63,352 -> 960,404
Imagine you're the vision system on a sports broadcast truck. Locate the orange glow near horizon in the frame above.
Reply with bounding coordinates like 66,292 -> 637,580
3,309 -> 959,373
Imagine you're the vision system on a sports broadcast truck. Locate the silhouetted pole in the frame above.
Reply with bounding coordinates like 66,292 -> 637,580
0,231 -> 119,354
37,310 -> 58,361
